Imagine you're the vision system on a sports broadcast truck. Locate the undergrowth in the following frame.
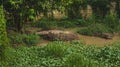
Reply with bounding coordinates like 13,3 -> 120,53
1,41 -> 120,67
8,33 -> 40,46
77,23 -> 113,36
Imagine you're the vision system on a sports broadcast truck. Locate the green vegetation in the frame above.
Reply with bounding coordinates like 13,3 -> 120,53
104,13 -> 120,32
3,0 -> 120,32
33,19 -> 58,30
1,41 -> 120,67
1,0 -> 120,67
33,19 -> 77,30
0,5 -> 9,65
23,34 -> 40,46
9,33 -> 40,46
77,24 -> 113,36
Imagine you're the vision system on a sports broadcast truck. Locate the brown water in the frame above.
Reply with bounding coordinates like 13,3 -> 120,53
34,28 -> 120,46
78,34 -> 120,46
64,28 -> 120,46
38,34 -> 120,46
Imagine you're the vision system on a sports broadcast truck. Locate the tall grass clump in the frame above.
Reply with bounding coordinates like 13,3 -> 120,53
104,13 -> 120,32
77,24 -> 112,36
44,41 -> 68,58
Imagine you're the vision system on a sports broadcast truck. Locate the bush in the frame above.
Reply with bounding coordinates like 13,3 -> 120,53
104,13 -> 120,32
57,20 -> 77,28
44,41 -> 68,58
33,20 -> 58,30
76,18 -> 87,26
23,34 -> 40,46
77,24 -> 113,36
32,19 -> 78,30
9,33 -> 40,46
76,15 -> 98,27
9,33 -> 24,44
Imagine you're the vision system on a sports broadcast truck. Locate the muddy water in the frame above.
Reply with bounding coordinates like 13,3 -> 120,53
78,34 -> 120,46
38,34 -> 120,46
36,28 -> 120,46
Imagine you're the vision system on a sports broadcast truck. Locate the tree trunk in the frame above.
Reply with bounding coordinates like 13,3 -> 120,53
13,13 -> 24,33
116,1 -> 120,18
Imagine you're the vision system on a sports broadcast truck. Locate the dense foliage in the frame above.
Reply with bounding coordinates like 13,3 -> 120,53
0,5 -> 9,64
3,0 -> 72,32
32,19 -> 78,30
1,41 -> 119,67
1,0 -> 120,66
2,0 -> 120,32
77,24 -> 113,36
8,33 -> 39,46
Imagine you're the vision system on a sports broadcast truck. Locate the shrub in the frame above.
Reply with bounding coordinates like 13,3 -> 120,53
9,34 -> 24,44
60,16 -> 69,20
78,27 -> 94,36
57,20 -> 77,28
23,34 -> 40,46
33,20 -> 58,30
9,33 -> 40,46
76,18 -> 87,26
76,15 -> 98,27
104,13 -> 120,32
77,24 -> 113,36
33,19 -> 78,29
44,41 -> 68,58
